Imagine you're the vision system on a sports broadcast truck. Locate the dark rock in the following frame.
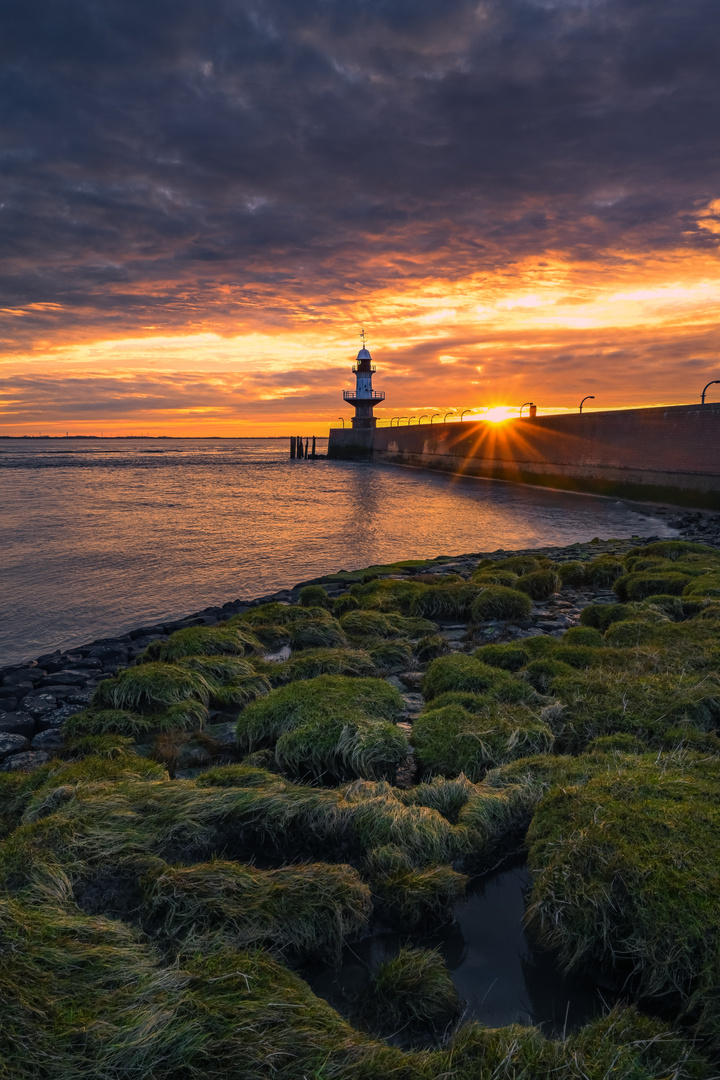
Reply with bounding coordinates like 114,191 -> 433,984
3,667 -> 44,687
0,712 -> 36,738
66,688 -> 94,705
38,671 -> 89,687
399,671 -> 423,691
0,694 -> 18,712
0,732 -> 30,758
162,617 -> 207,633
20,692 -> 57,717
85,644 -> 129,662
0,682 -> 34,699
204,722 -> 238,747
31,728 -> 65,751
36,653 -> 85,673
129,624 -> 167,640
2,751 -> 51,772
37,703 -> 84,730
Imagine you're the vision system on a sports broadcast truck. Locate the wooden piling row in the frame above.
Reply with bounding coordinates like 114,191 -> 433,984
290,436 -> 320,459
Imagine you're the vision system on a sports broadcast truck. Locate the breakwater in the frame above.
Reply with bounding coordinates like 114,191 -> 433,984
328,403 -> 720,508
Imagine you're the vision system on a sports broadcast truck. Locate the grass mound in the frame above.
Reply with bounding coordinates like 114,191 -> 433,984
527,752 -> 720,1040
144,857 -> 371,962
549,669 -> 720,749
614,570 -> 693,601
414,634 -> 449,663
367,639 -> 414,673
470,586 -> 532,622
340,610 -> 404,639
143,623 -> 260,661
412,703 -> 554,781
288,617 -> 347,650
561,626 -> 604,646
271,647 -> 376,684
422,655 -> 513,700
364,845 -> 467,926
557,560 -> 588,587
470,568 -> 519,587
485,555 -> 543,575
361,945 -> 461,1035
410,583 -> 480,620
584,555 -> 625,588
474,643 -> 530,671
522,657 -> 575,693
236,675 -> 406,781
516,568 -> 560,600
63,707 -> 158,739
399,774 -> 476,822
92,663 -> 212,728
628,539 -> 720,560
298,584 -> 331,607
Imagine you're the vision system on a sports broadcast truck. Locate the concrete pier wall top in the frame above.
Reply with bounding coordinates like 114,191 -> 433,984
327,403 -> 720,508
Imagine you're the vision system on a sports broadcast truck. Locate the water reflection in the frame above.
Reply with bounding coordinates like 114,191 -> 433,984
305,861 -> 610,1038
0,438 -> 677,663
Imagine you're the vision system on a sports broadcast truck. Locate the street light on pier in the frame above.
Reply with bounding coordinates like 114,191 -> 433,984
419,414 -> 429,423
391,416 -> 401,426
430,413 -> 440,424
519,402 -> 533,416
701,380 -> 720,404
579,396 -> 595,413
460,409 -> 471,421
444,411 -> 454,422
338,417 -> 345,428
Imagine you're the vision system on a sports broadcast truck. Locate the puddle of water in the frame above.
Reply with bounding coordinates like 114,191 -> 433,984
305,861 -> 611,1037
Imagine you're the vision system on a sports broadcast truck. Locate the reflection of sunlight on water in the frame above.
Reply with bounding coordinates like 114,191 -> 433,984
0,437 -> 676,663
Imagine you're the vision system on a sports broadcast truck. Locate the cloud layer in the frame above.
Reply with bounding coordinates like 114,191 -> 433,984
1,0 -> 719,429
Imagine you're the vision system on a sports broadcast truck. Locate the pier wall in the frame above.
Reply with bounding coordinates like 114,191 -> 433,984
327,404 -> 720,508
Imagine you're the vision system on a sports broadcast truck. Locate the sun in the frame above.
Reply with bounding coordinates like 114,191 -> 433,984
482,406 -> 516,424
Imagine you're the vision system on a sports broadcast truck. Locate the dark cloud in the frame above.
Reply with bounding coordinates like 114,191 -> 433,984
1,0 -> 719,349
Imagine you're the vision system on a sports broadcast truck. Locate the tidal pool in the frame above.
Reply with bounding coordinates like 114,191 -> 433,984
306,859 -> 609,1039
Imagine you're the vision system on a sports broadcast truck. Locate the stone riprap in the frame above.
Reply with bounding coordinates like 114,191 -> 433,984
2,509 -> 718,772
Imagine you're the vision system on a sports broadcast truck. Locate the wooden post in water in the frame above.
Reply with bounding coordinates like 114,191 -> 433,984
311,436 -> 316,458
304,437 -> 309,458
290,436 -> 296,459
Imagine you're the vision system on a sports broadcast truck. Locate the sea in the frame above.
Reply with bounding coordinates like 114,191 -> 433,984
0,437 -> 677,665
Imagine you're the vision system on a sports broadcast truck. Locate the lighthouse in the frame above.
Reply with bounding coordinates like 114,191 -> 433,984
343,331 -> 385,428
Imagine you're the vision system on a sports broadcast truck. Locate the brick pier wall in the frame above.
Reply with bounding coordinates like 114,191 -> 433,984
327,404 -> 720,508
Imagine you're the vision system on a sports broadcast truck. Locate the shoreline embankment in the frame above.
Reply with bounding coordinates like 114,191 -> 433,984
1,515 -> 718,773
328,403 -> 720,508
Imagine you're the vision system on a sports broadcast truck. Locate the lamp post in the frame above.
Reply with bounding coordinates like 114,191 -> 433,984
579,396 -> 595,413
398,416 -> 408,426
460,409 -> 471,421
338,417 -> 345,428
430,413 -> 440,424
444,411 -> 454,422
701,380 -> 720,404
519,402 -> 533,417
408,415 -> 417,425
391,416 -> 401,426
419,414 -> 429,424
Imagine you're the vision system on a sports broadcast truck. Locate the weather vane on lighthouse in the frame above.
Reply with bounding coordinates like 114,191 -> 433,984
343,329 -> 385,428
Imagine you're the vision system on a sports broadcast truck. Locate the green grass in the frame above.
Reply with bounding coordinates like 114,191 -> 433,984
269,647 -> 376,684
414,634 -> 450,663
143,857 -> 371,962
92,662 -> 213,721
298,584 -> 331,607
361,945 -> 461,1035
470,586 -> 533,622
474,643 -> 531,671
288,617 -> 347,650
521,657 -> 575,693
683,573 -> 720,598
470,568 -> 519,587
422,654 -> 514,700
340,609 -> 407,639
526,751 -> 720,1041
614,570 -> 694,601
399,774 -> 476,822
142,623 -> 260,661
484,555 -> 543,575
561,626 -> 604,646
367,639 -> 414,673
63,707 -> 159,739
410,583 -> 481,620
548,668 -> 720,749
627,539 -> 720,561
411,703 -> 554,781
333,593 -> 360,616
235,675 -> 407,781
584,555 -> 625,588
236,602 -> 332,626
557,560 -> 588,587
515,568 -> 560,600
363,844 -> 468,926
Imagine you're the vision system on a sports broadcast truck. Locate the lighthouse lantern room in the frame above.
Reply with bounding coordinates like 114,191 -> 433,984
342,330 -> 385,429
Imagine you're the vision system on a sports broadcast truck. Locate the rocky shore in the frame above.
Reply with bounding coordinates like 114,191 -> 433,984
2,507 -> 718,775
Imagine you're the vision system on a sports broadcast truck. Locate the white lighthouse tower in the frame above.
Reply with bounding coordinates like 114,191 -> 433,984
343,330 -> 385,429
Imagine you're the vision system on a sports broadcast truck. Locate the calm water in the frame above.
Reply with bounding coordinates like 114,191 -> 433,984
307,862 -> 608,1039
0,437 -> 675,665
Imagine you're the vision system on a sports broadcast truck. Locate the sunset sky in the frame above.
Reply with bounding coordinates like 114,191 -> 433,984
2,0 -> 720,435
